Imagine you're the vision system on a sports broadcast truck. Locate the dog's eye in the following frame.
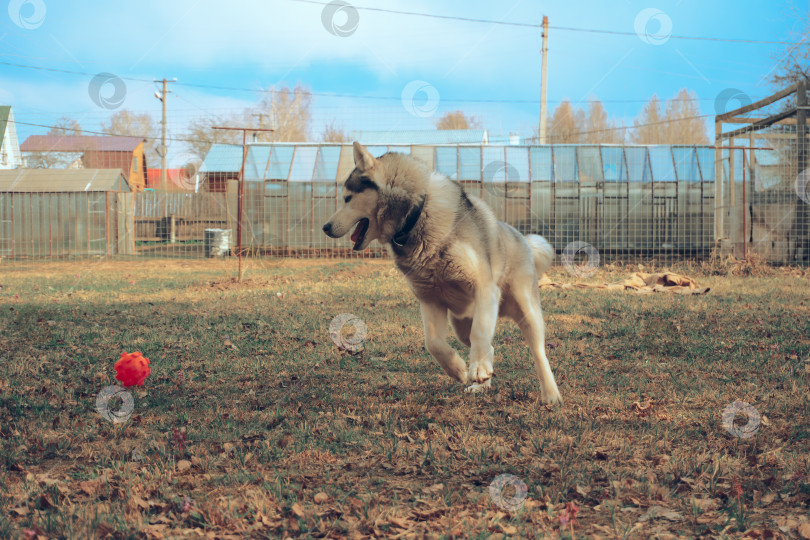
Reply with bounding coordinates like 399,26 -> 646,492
344,195 -> 352,203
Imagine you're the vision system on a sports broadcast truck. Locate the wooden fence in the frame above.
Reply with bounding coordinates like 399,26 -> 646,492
134,191 -> 233,242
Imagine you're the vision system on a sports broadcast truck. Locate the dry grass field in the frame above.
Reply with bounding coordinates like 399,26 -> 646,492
0,257 -> 808,539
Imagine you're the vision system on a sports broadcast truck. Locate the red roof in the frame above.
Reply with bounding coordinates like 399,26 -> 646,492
21,135 -> 144,152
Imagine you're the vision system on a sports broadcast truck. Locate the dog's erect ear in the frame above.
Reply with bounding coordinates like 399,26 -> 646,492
353,141 -> 376,172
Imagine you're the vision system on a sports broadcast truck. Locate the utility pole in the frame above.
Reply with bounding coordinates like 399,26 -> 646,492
212,126 -> 274,282
251,113 -> 267,136
153,78 -> 175,190
154,78 -> 175,243
539,16 -> 549,144
251,113 -> 265,141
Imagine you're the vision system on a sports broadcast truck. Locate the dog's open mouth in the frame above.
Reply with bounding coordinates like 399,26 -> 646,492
350,218 -> 370,250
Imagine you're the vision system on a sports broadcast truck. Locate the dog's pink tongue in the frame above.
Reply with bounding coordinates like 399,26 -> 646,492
351,222 -> 362,243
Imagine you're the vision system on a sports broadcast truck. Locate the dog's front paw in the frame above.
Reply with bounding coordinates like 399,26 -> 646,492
468,361 -> 493,384
464,379 -> 491,393
540,386 -> 563,405
442,353 -> 468,383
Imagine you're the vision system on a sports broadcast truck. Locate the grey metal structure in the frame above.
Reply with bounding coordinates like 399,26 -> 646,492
715,82 -> 809,264
0,169 -> 134,258
207,143 -> 716,260
4,137 -> 806,265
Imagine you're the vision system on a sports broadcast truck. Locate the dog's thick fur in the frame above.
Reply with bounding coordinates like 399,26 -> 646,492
323,142 -> 561,403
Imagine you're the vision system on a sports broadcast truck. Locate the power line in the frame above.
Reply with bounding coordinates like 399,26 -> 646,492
548,24 -> 807,46
10,113 -> 718,148
0,60 -> 765,106
9,119 -> 221,146
288,0 -> 808,45
287,0 -> 539,28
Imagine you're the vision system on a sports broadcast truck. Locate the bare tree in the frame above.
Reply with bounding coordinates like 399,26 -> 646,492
183,84 -> 311,163
321,120 -> 348,142
253,84 -> 311,142
435,110 -> 481,130
25,116 -> 83,167
769,6 -> 810,90
630,91 -> 708,144
583,100 -> 625,144
662,89 -> 708,144
101,109 -> 159,165
630,95 -> 666,144
547,100 -> 585,143
49,115 -> 83,136
184,114 -> 243,162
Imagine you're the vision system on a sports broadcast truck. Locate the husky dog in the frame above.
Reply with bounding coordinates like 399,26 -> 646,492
323,142 -> 561,403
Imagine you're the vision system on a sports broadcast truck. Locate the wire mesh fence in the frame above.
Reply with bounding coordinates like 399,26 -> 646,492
0,142 -> 726,265
1,137 -> 809,268
715,80 -> 809,265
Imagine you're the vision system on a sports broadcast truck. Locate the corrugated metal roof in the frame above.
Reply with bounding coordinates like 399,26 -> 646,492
0,169 -> 131,192
349,129 -> 488,145
20,135 -> 144,152
200,144 -> 244,173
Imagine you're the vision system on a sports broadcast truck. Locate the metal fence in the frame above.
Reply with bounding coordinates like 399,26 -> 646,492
2,142 -> 807,265
0,191 -> 134,258
205,143 -> 718,261
134,191 -> 232,258
715,81 -> 809,265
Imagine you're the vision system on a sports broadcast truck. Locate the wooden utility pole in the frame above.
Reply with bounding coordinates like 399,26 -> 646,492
251,113 -> 267,141
539,16 -> 549,144
154,78 -> 175,242
212,126 -> 274,282
154,78 -> 175,189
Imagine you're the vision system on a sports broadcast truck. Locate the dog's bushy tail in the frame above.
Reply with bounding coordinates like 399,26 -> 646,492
525,235 -> 554,277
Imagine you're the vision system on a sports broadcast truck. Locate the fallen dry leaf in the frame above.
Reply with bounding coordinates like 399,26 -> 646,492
10,505 -> 28,517
760,492 -> 776,506
387,515 -> 409,529
412,507 -> 446,520
798,522 -> 810,539
79,480 -> 101,497
96,522 -> 115,538
778,516 -> 800,533
691,498 -> 716,511
639,506 -> 683,522
38,493 -> 56,510
424,483 -> 444,493
290,502 -> 305,518
498,524 -> 518,535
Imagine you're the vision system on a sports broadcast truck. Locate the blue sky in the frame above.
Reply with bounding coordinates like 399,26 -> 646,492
0,0 -> 806,159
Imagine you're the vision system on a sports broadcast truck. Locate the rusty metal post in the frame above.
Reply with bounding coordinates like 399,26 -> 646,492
213,126 -> 274,281
237,129 -> 246,281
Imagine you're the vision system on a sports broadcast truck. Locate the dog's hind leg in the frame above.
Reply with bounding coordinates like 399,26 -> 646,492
512,289 -> 562,404
421,302 -> 468,383
466,285 -> 500,388
450,316 -> 472,348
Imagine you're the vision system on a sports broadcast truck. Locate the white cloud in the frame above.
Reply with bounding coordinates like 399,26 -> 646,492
41,0 -> 539,87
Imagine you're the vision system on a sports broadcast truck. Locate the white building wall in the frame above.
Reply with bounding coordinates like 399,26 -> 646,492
0,110 -> 22,169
